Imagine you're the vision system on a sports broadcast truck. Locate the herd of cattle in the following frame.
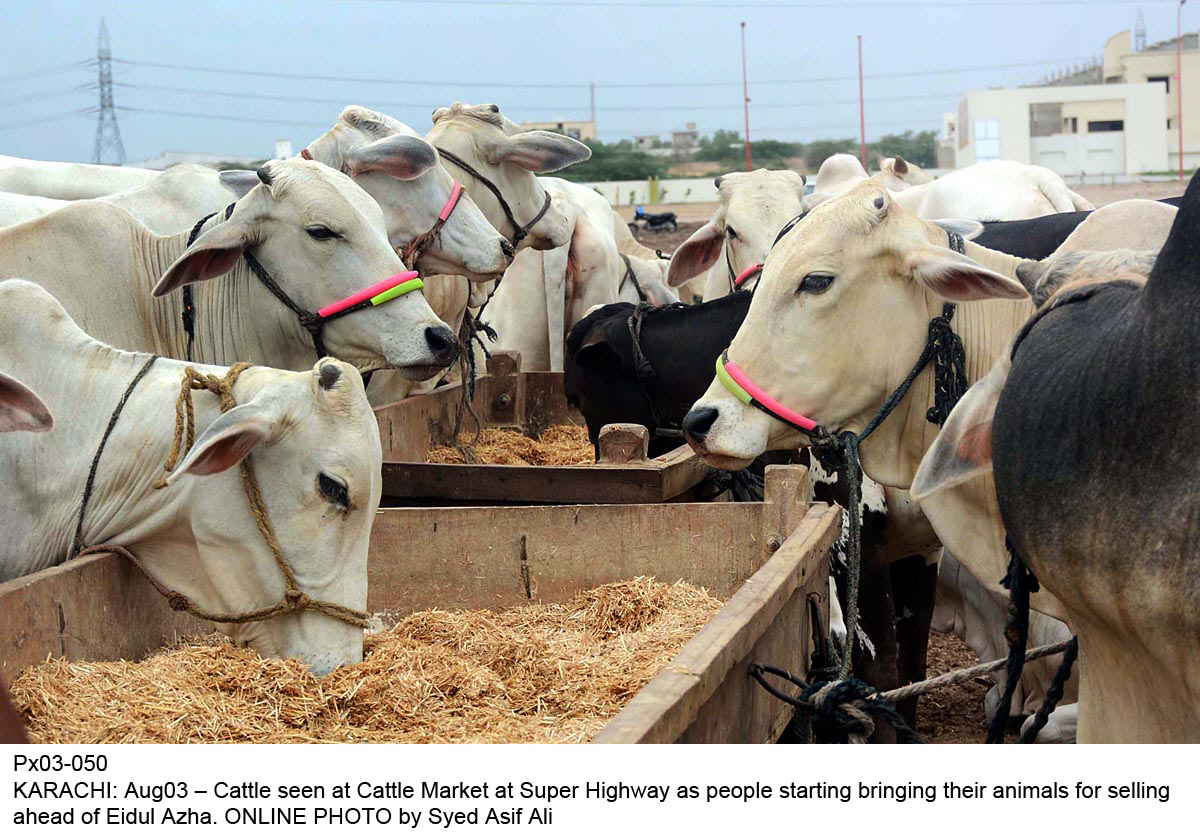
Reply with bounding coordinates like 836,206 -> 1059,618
0,101 -> 1195,743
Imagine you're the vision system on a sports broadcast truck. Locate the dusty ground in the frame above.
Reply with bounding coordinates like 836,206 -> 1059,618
1074,180 -> 1184,206
919,631 -> 990,744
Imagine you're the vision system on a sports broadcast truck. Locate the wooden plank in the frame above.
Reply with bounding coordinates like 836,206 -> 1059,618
0,552 -> 206,681
382,460 -> 676,505
591,501 -> 839,744
366,502 -> 766,616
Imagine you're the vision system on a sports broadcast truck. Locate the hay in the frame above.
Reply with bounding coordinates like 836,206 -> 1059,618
426,425 -> 593,466
11,578 -> 722,744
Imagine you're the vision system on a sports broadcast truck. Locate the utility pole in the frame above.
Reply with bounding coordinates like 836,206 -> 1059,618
92,18 -> 126,165
741,21 -> 752,171
589,82 -> 596,130
858,35 -> 867,170
1179,1 -> 1188,182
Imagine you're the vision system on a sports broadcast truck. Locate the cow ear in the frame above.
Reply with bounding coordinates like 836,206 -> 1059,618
1015,259 -> 1048,295
932,218 -> 984,240
666,211 -> 725,287
485,130 -> 591,173
574,337 -> 621,371
909,247 -> 1028,301
154,219 -> 253,297
167,402 -> 276,481
218,170 -> 260,199
345,134 -> 438,181
0,372 -> 52,433
892,156 -> 909,176
912,359 -> 1008,500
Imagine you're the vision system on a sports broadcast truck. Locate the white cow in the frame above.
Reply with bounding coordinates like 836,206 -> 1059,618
0,154 -> 160,199
617,252 -> 678,306
0,159 -> 456,378
666,169 -> 808,301
0,279 -> 380,675
478,177 -> 623,373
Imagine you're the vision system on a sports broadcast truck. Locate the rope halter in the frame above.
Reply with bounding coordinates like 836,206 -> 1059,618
75,357 -> 370,630
180,203 -> 425,363
434,145 -> 553,248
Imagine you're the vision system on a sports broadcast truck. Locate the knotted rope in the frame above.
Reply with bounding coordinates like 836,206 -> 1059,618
77,360 -> 369,629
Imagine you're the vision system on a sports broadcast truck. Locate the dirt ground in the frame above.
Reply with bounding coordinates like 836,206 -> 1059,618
1074,180 -> 1184,205
919,631 -> 990,744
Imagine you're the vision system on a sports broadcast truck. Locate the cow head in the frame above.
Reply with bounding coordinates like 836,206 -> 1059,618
159,358 -> 382,676
666,169 -> 807,295
427,103 -> 591,251
298,106 -> 512,282
620,254 -> 679,307
0,372 -> 51,433
682,182 -> 1026,477
157,159 -> 458,380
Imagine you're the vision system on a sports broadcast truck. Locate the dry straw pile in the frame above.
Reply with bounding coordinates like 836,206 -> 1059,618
12,578 -> 721,744
426,425 -> 593,466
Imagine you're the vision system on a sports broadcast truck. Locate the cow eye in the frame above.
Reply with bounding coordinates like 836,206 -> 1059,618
726,226 -> 739,240
318,473 -> 350,508
306,225 -> 341,241
798,273 -> 835,294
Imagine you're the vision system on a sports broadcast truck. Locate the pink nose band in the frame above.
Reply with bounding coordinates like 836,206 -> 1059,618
734,263 -> 763,288
716,350 -> 821,434
439,181 -> 464,222
318,270 -> 422,319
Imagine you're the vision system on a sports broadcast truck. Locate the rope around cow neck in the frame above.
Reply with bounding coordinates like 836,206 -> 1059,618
74,360 -> 369,628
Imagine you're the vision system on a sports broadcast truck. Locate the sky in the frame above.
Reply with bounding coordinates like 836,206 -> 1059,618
0,0 -> 1187,163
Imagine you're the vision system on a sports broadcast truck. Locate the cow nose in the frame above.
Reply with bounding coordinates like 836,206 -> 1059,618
500,239 -> 515,263
682,407 -> 719,446
424,325 -> 460,366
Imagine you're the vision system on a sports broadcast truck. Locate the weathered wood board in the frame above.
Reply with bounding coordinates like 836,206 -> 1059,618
374,351 -> 713,505
0,553 -> 206,681
594,500 -> 839,744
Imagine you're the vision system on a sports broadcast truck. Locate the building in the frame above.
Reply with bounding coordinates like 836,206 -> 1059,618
633,134 -> 659,152
519,119 -> 595,142
671,122 -> 699,153
953,26 -> 1200,176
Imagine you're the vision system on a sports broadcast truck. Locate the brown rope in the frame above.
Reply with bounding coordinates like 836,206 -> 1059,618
84,362 -> 368,629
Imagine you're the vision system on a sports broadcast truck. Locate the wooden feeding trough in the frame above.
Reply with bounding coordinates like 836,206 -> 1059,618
0,466 -> 838,744
374,351 -> 714,506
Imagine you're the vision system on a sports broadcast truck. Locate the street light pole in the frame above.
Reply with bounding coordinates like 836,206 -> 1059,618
858,35 -> 867,170
1179,0 -> 1187,182
741,21 -> 752,171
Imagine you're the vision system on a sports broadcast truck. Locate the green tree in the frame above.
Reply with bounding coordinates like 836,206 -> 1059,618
553,140 -> 668,182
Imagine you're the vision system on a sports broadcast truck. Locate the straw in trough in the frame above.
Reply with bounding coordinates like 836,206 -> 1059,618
12,578 -> 722,744
426,424 -> 593,466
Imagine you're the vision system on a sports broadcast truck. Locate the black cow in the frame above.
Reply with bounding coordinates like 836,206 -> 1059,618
974,196 -> 1182,260
564,295 -> 937,737
990,176 -> 1200,741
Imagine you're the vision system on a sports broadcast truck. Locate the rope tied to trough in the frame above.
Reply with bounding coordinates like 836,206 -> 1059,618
752,638 -> 1076,744
74,359 -> 369,629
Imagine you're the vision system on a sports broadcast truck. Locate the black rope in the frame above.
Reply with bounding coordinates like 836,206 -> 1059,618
749,665 -> 924,744
180,203 -> 234,363
986,540 -> 1040,744
435,146 -> 552,247
1017,636 -> 1079,743
73,355 -> 160,554
619,254 -> 647,302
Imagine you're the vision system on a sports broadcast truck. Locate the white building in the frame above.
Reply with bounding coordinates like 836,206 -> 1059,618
955,82 -> 1168,176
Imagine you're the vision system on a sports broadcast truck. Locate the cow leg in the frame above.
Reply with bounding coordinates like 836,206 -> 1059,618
850,536 -> 901,743
890,551 -> 940,728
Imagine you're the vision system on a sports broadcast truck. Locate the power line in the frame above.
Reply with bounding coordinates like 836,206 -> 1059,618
0,59 -> 93,84
105,53 -> 1097,91
335,0 -> 1166,7
0,85 -> 94,108
0,109 -> 90,132
114,105 -> 332,130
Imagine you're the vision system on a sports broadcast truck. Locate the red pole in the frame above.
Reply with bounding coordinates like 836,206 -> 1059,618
858,34 -> 867,170
741,21 -> 752,171
1179,1 -> 1187,182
